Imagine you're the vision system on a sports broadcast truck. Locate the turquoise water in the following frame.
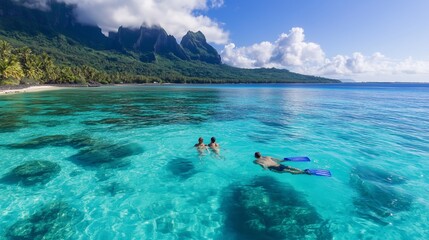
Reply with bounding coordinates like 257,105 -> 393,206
0,83 -> 428,239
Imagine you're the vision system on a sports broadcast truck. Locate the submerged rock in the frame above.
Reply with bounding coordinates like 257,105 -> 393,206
350,165 -> 412,225
220,176 -> 332,240
42,107 -> 76,116
99,181 -> 133,196
8,134 -> 95,150
351,165 -> 407,185
167,158 -> 197,180
8,135 -> 69,149
82,114 -> 207,129
1,160 -> 61,186
68,142 -> 144,169
6,201 -> 84,240
0,112 -> 29,133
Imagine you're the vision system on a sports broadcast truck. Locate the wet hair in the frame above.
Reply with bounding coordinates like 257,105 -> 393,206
198,137 -> 203,142
211,137 -> 216,143
254,152 -> 261,158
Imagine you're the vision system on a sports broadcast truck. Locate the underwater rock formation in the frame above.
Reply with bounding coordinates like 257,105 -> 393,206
1,160 -> 61,186
98,181 -> 133,196
68,142 -> 144,169
351,165 -> 406,185
0,112 -> 29,133
220,176 -> 332,240
8,134 -> 95,150
350,165 -> 412,225
6,201 -> 84,240
167,158 -> 197,180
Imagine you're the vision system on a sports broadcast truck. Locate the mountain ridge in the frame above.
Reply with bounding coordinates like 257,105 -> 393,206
0,0 -> 340,84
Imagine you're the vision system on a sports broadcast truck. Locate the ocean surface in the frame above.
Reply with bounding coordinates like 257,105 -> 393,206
0,83 -> 428,239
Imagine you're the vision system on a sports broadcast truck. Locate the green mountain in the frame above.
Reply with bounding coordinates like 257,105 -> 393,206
109,25 -> 190,62
181,31 -> 221,64
0,0 -> 340,84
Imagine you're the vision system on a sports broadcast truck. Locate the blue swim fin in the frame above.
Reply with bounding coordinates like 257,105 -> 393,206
304,169 -> 332,177
283,156 -> 310,162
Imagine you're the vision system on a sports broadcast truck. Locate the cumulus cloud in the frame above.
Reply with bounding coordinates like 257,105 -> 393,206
12,0 -> 229,44
221,28 -> 325,69
221,27 -> 429,82
309,52 -> 429,81
221,42 -> 277,68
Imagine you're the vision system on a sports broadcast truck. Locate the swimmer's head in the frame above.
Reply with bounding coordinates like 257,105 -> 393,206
254,152 -> 261,158
211,137 -> 216,143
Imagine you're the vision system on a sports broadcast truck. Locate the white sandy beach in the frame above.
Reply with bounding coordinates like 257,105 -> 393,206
0,85 -> 64,95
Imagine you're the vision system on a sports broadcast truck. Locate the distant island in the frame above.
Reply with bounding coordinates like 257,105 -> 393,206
0,0 -> 340,85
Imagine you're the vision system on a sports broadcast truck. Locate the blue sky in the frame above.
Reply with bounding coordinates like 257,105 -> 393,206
207,0 -> 429,61
24,0 -> 429,82
204,0 -> 429,82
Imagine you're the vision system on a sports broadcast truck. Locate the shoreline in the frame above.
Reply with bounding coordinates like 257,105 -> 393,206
1,82 -> 428,95
0,85 -> 65,95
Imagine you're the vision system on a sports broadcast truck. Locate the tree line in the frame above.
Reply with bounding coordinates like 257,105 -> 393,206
1,39 -> 337,85
0,39 -> 166,85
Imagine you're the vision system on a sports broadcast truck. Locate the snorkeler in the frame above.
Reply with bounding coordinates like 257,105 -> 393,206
194,137 -> 208,154
253,152 -> 307,174
208,137 -> 220,153
208,136 -> 225,160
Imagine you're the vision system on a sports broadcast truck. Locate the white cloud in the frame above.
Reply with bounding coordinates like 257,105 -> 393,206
221,42 -> 277,68
13,0 -> 229,44
221,28 -> 326,71
221,27 -> 429,82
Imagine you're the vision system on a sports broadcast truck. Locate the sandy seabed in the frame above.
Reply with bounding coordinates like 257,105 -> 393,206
0,86 -> 63,95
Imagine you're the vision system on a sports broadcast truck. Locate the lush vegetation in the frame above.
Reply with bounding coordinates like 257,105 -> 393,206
1,39 -> 123,85
0,36 -> 337,86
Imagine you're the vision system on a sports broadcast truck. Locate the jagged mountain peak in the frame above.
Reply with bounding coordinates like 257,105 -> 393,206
183,31 -> 206,41
181,30 -> 221,64
109,26 -> 222,64
1,0 -> 221,64
109,25 -> 190,62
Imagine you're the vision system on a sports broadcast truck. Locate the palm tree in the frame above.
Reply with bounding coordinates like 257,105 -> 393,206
0,40 -> 24,84
16,47 -> 44,82
40,52 -> 59,83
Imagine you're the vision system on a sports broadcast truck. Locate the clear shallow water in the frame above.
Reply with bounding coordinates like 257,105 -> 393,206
0,83 -> 428,239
